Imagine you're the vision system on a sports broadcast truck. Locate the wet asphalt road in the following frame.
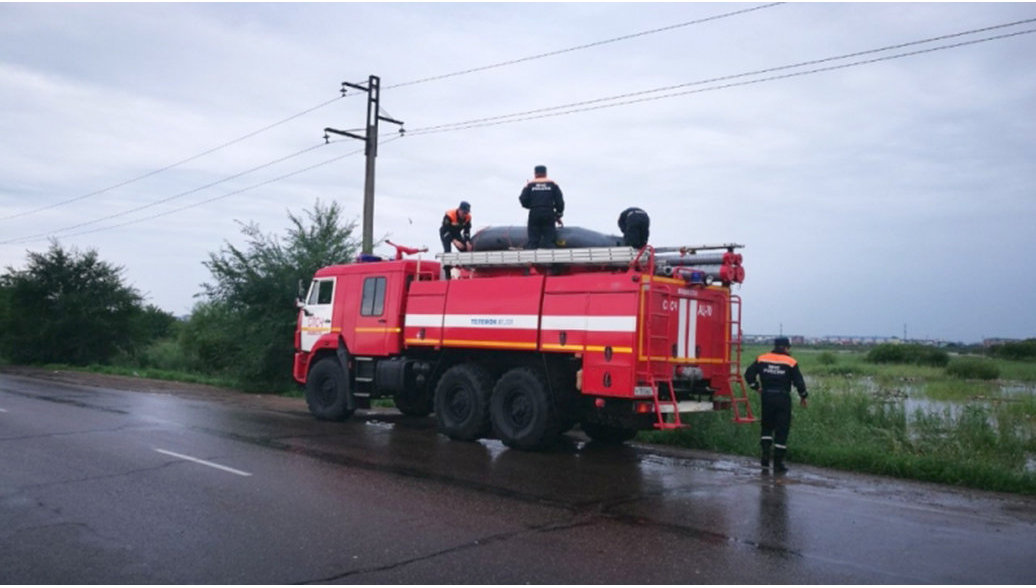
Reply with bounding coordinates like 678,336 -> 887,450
1,369 -> 1034,584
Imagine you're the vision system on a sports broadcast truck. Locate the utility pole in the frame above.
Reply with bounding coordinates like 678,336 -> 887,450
324,75 -> 404,255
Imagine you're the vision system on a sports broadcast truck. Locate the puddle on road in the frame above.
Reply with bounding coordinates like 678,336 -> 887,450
363,419 -> 395,430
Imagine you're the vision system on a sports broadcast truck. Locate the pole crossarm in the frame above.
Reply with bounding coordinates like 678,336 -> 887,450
323,127 -> 366,142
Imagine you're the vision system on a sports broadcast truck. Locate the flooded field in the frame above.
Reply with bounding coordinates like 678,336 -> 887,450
796,350 -> 1036,487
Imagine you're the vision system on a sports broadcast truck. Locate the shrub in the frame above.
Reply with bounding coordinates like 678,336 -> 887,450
187,200 -> 360,391
866,343 -> 949,367
946,357 -> 1001,380
989,339 -> 1036,361
815,364 -> 859,376
817,351 -> 838,365
0,242 -> 147,365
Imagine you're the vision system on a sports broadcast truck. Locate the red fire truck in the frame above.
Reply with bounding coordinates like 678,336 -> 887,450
293,242 -> 754,450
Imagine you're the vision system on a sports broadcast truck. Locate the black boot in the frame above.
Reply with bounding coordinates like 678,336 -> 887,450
760,440 -> 772,470
773,447 -> 788,473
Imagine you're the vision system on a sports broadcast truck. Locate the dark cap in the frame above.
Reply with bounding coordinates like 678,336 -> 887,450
534,165 -> 547,176
458,201 -> 471,212
774,336 -> 791,348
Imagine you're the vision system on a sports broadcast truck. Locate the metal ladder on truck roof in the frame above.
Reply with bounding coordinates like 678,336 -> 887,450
440,246 -> 639,268
438,243 -> 745,271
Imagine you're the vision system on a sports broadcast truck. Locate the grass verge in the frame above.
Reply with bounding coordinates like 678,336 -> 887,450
644,349 -> 1036,495
37,363 -> 240,390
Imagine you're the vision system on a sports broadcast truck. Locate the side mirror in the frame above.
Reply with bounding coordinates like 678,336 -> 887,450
295,298 -> 312,316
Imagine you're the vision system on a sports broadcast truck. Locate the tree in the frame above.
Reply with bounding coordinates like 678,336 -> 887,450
0,241 -> 145,365
185,200 -> 359,390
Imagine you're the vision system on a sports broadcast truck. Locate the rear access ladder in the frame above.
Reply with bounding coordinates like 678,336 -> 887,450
643,286 -> 684,430
721,294 -> 757,423
631,247 -> 685,430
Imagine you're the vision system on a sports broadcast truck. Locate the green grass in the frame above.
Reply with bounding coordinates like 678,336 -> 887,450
946,357 -> 1001,380
996,359 -> 1036,382
923,379 -> 999,401
39,362 -> 241,389
644,347 -> 1036,495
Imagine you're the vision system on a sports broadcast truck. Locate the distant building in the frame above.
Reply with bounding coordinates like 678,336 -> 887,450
744,334 -> 970,347
983,337 -> 1020,348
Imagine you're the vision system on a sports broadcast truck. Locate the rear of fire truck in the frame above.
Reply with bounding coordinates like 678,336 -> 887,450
539,246 -> 754,443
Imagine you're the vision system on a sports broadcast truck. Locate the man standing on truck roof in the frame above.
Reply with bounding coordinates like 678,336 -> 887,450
440,201 -> 473,252
519,165 -> 564,249
744,336 -> 808,473
617,207 -> 650,249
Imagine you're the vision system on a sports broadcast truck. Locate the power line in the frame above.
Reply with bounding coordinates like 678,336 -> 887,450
385,3 -> 785,90
408,18 -> 1036,135
0,96 -> 344,222
51,147 -> 368,243
1,141 -> 334,245
54,140 -> 400,243
18,135 -> 401,244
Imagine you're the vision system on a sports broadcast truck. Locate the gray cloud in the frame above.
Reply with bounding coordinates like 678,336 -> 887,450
1,3 -> 1033,342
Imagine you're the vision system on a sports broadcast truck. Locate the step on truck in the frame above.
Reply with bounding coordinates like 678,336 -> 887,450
293,242 -> 755,450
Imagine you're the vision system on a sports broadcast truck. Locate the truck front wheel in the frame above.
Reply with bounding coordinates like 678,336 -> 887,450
434,364 -> 493,440
490,367 -> 561,451
306,358 -> 354,421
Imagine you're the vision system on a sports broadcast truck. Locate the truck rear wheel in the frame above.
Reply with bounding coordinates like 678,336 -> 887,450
581,422 -> 638,444
490,367 -> 561,451
306,358 -> 354,421
434,364 -> 492,440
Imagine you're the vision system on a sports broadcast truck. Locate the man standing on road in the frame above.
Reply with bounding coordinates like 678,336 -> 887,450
744,336 -> 808,473
519,165 -> 564,249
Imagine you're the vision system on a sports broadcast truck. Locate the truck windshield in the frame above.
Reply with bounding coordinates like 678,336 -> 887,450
307,279 -> 334,305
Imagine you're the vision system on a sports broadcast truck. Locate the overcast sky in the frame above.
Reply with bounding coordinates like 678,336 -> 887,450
1,2 -> 1034,343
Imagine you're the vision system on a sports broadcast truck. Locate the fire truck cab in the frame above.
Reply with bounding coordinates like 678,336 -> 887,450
293,244 -> 753,451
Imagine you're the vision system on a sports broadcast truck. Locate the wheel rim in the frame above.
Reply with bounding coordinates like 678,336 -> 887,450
503,388 -> 532,430
446,386 -> 471,421
317,376 -> 337,407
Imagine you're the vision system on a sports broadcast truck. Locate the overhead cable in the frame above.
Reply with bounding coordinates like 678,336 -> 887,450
1,141 -> 333,245
0,96 -> 344,222
385,2 -> 785,90
51,146 -> 368,242
408,17 -> 1036,135
17,136 -> 403,244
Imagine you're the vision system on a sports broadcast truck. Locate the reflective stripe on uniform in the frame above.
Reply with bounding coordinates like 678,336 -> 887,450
757,352 -> 798,367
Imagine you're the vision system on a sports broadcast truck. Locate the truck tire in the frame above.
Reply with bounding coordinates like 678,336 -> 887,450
490,367 -> 561,451
434,364 -> 493,440
581,422 -> 638,444
306,358 -> 354,421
